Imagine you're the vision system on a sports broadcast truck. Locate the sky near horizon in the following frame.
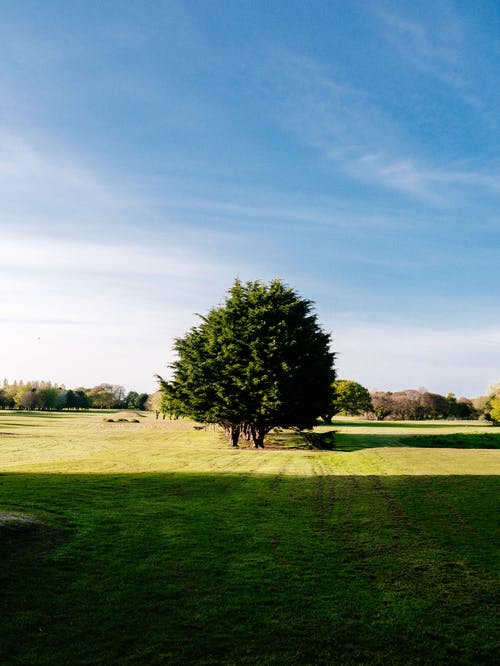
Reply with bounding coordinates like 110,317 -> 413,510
1,0 -> 499,398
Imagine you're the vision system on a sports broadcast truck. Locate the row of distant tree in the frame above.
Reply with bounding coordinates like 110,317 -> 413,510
328,379 -> 500,423
150,379 -> 500,424
1,378 -> 499,424
0,380 -> 149,411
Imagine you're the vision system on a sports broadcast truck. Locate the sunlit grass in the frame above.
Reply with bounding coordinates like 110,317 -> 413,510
0,411 -> 498,664
1,410 -> 498,476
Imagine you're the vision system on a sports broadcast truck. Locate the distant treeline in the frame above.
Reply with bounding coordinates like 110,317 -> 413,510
326,379 -> 500,423
1,379 -> 499,424
0,380 -> 149,411
370,389 -> 477,421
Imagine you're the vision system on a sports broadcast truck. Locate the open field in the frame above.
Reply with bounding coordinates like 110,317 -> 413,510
1,411 -> 499,664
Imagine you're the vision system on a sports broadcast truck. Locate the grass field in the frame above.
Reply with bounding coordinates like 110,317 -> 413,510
1,411 -> 499,664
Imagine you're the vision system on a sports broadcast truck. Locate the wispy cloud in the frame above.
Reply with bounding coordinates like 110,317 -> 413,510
266,51 -> 500,202
0,127 -> 426,246
374,4 -> 466,88
0,130 -> 147,234
372,3 -> 500,123
0,232 -> 236,392
341,151 -> 500,200
0,130 -> 256,391
1,236 -> 219,279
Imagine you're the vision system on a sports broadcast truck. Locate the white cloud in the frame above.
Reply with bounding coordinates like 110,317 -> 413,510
0,257 -> 213,393
342,152 -> 500,202
0,130 -> 249,391
0,130 -> 148,237
0,125 -> 496,397
1,236 -> 218,279
0,226 -> 248,392
332,322 -> 500,398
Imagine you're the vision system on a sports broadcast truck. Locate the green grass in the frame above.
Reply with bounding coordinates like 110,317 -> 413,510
0,411 -> 499,664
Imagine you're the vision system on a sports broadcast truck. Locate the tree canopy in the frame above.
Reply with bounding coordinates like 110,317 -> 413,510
370,389 -> 477,421
328,379 -> 373,419
484,382 -> 500,424
0,379 -> 145,411
158,279 -> 336,447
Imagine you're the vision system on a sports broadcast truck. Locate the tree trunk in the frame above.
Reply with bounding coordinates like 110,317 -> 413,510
229,425 -> 240,447
250,425 -> 265,448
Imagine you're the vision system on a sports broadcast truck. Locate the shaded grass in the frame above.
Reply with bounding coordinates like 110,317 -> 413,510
0,472 -> 498,664
331,431 -> 500,453
396,432 -> 500,449
267,423 -> 500,453
331,418 -> 490,430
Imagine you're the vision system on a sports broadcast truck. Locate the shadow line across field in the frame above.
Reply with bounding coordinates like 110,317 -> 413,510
332,419 -> 485,429
269,428 -> 500,452
332,431 -> 500,452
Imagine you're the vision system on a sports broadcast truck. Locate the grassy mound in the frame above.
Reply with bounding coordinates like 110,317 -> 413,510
0,509 -> 71,564
103,411 -> 143,423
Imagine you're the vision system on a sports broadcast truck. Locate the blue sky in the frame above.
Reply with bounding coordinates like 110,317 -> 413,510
1,0 -> 499,397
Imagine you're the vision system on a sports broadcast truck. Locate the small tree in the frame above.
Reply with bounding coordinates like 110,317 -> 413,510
327,379 -> 373,420
489,397 -> 500,424
158,279 -> 335,447
135,393 -> 149,410
0,389 -> 14,409
73,389 -> 91,410
370,392 -> 394,421
455,397 -> 475,419
88,383 -> 126,409
36,387 -> 59,411
17,388 -> 37,410
126,391 -> 140,409
485,382 -> 500,423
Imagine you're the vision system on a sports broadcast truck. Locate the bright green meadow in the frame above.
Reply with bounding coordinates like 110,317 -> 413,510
1,411 -> 499,664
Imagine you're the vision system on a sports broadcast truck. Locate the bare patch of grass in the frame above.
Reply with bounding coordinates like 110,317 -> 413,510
0,507 -> 71,565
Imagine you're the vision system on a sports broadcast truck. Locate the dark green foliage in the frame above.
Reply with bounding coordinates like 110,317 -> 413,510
126,391 -> 149,410
35,387 -> 60,411
0,389 -> 14,409
71,389 -> 91,410
159,279 -> 335,447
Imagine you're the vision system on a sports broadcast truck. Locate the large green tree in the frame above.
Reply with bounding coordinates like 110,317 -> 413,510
158,279 -> 335,447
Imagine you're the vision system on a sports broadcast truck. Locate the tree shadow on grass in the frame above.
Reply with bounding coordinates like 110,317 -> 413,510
0,472 -> 498,665
331,419 -> 489,429
333,431 -> 500,452
269,429 -> 500,452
